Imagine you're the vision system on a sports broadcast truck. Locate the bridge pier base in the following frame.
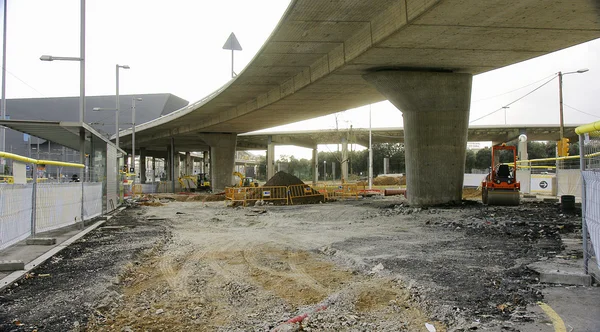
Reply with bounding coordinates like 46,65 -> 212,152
363,70 -> 472,206
198,133 -> 237,192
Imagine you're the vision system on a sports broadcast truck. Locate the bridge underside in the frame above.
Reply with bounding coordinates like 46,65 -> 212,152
120,0 -> 600,204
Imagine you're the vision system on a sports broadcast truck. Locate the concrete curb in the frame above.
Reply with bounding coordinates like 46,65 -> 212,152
0,207 -> 126,292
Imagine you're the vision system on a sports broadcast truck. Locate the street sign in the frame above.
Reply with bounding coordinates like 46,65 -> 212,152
222,32 -> 242,51
223,32 -> 243,78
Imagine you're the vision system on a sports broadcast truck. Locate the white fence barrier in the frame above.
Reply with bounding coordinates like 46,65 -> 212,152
36,183 -> 82,233
0,184 -> 33,250
0,182 -> 104,250
84,183 -> 103,220
582,171 -> 600,270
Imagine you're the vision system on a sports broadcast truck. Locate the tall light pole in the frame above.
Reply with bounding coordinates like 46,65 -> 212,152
39,0 -> 86,229
115,64 -> 129,149
1,0 -> 7,170
131,97 -> 142,182
558,68 -> 589,141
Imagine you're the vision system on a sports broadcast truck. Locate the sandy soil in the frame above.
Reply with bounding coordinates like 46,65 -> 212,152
1,194 -> 582,331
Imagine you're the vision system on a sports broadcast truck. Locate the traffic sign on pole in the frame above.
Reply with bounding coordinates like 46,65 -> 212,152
223,32 -> 242,78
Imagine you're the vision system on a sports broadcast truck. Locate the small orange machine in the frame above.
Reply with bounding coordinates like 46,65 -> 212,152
481,144 -> 520,206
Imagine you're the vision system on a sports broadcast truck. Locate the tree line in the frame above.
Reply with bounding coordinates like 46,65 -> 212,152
254,140 -> 578,181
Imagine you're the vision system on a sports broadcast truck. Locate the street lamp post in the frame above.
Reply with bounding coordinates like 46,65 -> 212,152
558,68 -> 589,141
1,0 -> 7,169
115,64 -> 130,149
39,0 -> 86,229
131,97 -> 142,183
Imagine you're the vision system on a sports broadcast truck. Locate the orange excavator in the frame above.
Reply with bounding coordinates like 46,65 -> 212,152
481,144 -> 520,206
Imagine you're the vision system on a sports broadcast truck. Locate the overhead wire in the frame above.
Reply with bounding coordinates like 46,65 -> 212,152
564,103 -> 600,119
469,74 -> 558,124
1,66 -> 46,97
472,73 -> 557,103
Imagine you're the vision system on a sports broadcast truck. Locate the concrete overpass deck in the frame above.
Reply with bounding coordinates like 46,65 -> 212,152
116,0 -> 600,203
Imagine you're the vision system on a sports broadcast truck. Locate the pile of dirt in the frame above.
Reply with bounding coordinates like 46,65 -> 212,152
261,171 -> 325,204
186,194 -> 225,202
373,176 -> 402,186
264,171 -> 304,187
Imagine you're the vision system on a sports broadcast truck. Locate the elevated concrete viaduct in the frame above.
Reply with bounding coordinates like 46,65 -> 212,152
117,0 -> 600,204
238,124 -> 579,185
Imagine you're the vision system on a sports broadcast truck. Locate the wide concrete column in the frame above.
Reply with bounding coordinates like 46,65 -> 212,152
341,137 -> 348,182
198,133 -> 237,192
312,146 -> 318,185
267,135 -> 275,180
140,148 -> 147,183
363,70 -> 472,206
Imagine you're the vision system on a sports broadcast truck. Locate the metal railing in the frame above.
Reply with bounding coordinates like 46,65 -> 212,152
0,151 -> 101,250
576,120 -> 600,274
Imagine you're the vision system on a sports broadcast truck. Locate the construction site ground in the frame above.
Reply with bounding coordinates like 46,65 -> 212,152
1,193 -> 599,331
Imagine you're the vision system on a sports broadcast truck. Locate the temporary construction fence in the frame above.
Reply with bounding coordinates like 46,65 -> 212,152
225,183 -> 358,206
311,183 -> 360,200
288,184 -> 325,204
225,186 -> 288,206
576,120 -> 600,273
0,152 -> 101,250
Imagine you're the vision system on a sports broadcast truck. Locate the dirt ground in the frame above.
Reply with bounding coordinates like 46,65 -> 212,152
0,194 -> 584,331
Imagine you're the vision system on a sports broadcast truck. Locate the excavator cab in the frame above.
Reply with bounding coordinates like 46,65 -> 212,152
482,144 -> 520,206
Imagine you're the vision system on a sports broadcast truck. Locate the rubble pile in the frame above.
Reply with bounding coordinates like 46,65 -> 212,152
261,171 -> 325,204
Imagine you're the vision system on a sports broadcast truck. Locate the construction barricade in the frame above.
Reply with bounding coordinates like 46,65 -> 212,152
288,184 -> 325,204
225,186 -> 288,206
332,183 -> 359,200
310,183 -> 359,200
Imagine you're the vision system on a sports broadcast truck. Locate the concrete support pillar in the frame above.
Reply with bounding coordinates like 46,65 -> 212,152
267,135 -> 275,180
341,137 -> 348,182
383,157 -> 389,175
518,130 -> 528,162
203,151 -> 209,175
312,147 -> 318,185
166,145 -> 172,181
198,133 -> 237,192
185,152 -> 192,175
140,148 -> 147,183
363,70 -> 472,206
151,157 -> 156,183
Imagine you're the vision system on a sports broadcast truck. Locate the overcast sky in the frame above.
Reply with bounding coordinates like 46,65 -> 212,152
2,1 -> 600,159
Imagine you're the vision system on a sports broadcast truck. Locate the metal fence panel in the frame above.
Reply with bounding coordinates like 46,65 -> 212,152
106,143 -> 118,212
35,183 -> 82,233
0,184 -> 33,250
582,171 -> 600,270
578,124 -> 600,272
84,183 -> 103,220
